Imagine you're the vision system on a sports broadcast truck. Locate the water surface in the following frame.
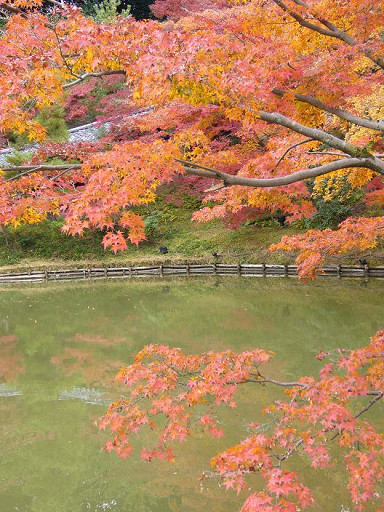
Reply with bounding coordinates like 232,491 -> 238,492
0,277 -> 383,511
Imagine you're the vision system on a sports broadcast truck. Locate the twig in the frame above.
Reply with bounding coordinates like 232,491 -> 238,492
330,392 -> 383,441
245,376 -> 307,388
63,70 -> 126,89
50,167 -> 76,181
354,392 -> 383,420
5,164 -> 81,182
5,166 -> 43,182
275,138 -> 314,167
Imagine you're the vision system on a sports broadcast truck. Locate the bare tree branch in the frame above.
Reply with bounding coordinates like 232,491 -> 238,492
307,151 -> 349,158
354,392 -> 383,420
280,391 -> 383,463
45,0 -> 65,6
0,2 -> 26,16
271,0 -> 336,37
245,376 -> 308,388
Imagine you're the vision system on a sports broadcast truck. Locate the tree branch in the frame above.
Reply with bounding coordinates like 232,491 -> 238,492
258,110 -> 368,157
62,70 -> 126,89
275,138 -> 314,167
3,164 -> 81,182
182,157 -> 383,187
3,155 -> 383,188
329,392 -> 383,442
0,2 -> 26,17
45,0 -> 65,6
245,376 -> 307,388
272,88 -> 384,133
280,391 -> 383,464
271,0 -> 384,69
271,0 -> 336,37
354,392 -> 383,420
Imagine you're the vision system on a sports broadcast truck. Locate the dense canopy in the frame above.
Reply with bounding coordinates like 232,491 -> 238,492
0,0 -> 383,276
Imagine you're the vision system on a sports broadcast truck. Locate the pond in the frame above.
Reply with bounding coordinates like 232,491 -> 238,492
0,277 -> 383,512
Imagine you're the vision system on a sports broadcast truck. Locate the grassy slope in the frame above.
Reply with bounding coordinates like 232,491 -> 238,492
0,209 -> 305,272
1,206 -> 384,273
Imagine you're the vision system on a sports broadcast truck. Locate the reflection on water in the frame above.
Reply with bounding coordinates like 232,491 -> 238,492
0,383 -> 22,397
0,278 -> 383,511
58,387 -> 109,406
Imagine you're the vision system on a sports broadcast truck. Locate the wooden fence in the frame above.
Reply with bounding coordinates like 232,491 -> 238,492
0,264 -> 383,284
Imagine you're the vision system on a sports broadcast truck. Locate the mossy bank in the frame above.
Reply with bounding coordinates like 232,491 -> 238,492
1,207 -> 383,274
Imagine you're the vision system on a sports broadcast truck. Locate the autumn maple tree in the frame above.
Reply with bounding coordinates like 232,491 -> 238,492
99,331 -> 384,512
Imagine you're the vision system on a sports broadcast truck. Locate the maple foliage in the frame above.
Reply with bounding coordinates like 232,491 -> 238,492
270,217 -> 384,279
99,331 -> 384,512
0,0 -> 383,275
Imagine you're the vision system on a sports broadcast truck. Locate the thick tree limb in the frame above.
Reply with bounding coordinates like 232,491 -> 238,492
0,0 -> 64,15
180,157 -> 383,187
258,110 -> 370,158
257,113 -> 384,174
271,0 -> 335,37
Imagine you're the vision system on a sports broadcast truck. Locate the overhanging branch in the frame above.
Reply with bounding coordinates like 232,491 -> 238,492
3,154 -> 383,188
258,110 -> 367,157
179,157 -> 383,187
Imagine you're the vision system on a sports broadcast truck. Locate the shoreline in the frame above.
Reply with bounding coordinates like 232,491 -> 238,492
1,263 -> 383,284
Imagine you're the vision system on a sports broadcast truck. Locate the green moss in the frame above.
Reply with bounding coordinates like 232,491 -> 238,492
5,151 -> 34,167
8,105 -> 68,147
35,105 -> 68,143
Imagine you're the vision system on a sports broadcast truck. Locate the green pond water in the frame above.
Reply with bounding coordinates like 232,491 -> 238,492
0,277 -> 383,512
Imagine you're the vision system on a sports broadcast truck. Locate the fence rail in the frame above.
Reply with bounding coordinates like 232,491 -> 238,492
0,264 -> 383,284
